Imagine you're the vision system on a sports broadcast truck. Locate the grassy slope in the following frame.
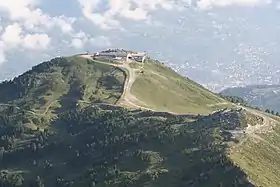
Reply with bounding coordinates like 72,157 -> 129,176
229,117 -> 280,187
131,60 -> 234,114
3,55 -> 280,187
115,57 -> 280,187
0,56 -> 125,128
128,59 -> 280,186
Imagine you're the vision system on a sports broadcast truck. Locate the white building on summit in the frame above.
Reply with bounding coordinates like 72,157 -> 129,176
93,49 -> 147,63
126,52 -> 147,63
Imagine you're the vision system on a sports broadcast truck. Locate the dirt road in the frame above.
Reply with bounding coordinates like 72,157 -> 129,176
79,54 -> 148,109
207,102 -> 229,107
229,106 -> 278,149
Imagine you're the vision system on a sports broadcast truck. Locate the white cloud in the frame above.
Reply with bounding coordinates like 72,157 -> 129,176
119,7 -> 148,21
70,32 -> 112,49
276,2 -> 280,9
54,16 -> 76,34
0,0 -> 79,64
0,52 -> 5,64
0,23 -> 51,64
71,38 -> 84,49
0,0 -> 38,20
1,23 -> 51,50
23,34 -> 51,50
74,31 -> 87,38
78,0 -> 119,30
1,23 -> 22,48
89,36 -> 112,47
78,0 -> 179,29
106,0 -> 149,21
0,42 -> 6,64
196,0 -> 272,9
0,0 -> 76,34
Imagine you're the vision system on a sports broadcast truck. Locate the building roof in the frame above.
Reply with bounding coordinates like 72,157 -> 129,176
98,52 -> 127,57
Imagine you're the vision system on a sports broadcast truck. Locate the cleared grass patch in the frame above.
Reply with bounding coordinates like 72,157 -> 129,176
131,60 -> 232,114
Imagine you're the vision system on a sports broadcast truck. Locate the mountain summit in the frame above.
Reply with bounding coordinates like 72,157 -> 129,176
0,50 -> 279,187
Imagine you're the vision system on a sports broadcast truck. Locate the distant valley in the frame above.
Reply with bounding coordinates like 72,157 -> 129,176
221,84 -> 280,113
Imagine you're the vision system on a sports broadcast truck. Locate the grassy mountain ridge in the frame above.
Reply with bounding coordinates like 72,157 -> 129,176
0,56 -> 125,129
0,56 -> 125,105
0,54 -> 279,187
129,60 -> 233,114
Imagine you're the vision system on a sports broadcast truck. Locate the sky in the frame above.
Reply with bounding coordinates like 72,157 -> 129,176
1,0 -> 280,91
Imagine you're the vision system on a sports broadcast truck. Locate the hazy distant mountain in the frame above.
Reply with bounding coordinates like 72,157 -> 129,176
220,84 -> 280,112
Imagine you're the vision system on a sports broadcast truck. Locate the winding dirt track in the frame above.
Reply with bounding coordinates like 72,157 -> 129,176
207,102 -> 229,107
2,55 -> 279,149
229,106 -> 278,150
80,55 -> 232,112
0,55 -> 234,116
4,55 -> 277,135
61,58 -> 280,148
242,106 -> 276,134
79,54 -> 149,109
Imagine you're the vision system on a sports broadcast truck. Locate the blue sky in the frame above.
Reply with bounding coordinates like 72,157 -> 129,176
1,0 -> 280,91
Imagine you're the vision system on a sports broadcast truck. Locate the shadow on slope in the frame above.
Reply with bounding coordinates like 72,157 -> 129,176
0,56 -> 125,116
56,57 -> 125,113
0,106 -> 255,187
